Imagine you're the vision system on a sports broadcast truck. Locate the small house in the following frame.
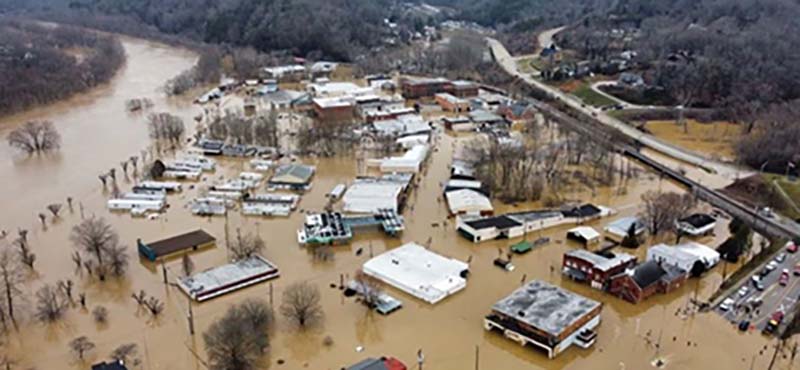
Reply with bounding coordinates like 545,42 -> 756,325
567,226 -> 601,245
608,261 -> 687,303
676,213 -> 716,237
457,215 -> 524,243
348,357 -> 407,370
603,217 -> 646,243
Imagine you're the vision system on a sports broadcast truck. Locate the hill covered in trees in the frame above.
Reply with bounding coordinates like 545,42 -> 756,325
0,20 -> 125,116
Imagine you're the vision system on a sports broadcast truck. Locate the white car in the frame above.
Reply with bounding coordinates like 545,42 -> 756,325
720,298 -> 735,311
767,261 -> 780,271
738,286 -> 749,297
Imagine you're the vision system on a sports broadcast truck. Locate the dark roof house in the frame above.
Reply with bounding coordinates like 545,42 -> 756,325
92,361 -> 128,370
348,357 -> 407,370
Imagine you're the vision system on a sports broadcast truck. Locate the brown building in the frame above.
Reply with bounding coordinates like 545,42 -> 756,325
400,77 -> 451,99
434,93 -> 471,113
608,261 -> 687,303
562,249 -> 637,290
312,97 -> 355,123
449,80 -> 479,98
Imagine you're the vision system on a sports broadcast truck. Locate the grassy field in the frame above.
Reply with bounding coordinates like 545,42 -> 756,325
644,120 -> 741,161
573,83 -> 617,107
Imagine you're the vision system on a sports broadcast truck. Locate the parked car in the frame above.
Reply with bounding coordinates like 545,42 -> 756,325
787,241 -> 798,254
738,320 -> 751,331
719,297 -> 735,311
776,253 -> 788,263
780,270 -> 790,286
738,286 -> 750,297
760,267 -> 772,277
767,261 -> 780,271
764,311 -> 785,334
794,263 -> 800,276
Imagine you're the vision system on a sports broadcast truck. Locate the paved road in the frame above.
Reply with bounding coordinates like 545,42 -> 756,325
486,37 -> 747,182
716,244 -> 800,334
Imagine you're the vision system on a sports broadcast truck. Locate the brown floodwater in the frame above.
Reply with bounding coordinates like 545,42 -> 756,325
0,35 -> 794,370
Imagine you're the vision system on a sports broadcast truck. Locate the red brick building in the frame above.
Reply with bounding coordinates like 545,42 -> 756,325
313,97 -> 355,123
608,261 -> 687,303
435,93 -> 471,113
562,249 -> 637,290
400,77 -> 451,99
449,80 -> 479,98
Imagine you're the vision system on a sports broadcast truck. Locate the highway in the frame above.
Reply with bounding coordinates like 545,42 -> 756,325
716,244 -> 800,335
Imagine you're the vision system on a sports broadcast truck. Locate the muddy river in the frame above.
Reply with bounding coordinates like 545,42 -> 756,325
0,36 -> 792,370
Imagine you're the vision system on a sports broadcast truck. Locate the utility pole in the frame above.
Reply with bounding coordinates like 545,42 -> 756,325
474,345 -> 479,370
269,282 -> 274,306
187,296 -> 195,336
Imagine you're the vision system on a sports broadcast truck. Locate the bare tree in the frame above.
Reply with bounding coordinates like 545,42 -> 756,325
68,336 -> 95,360
353,270 -> 383,310
34,284 -> 69,323
181,254 -> 195,277
280,281 -> 323,328
253,110 -> 279,148
203,299 -> 272,370
70,217 -> 127,281
230,230 -> 265,261
11,237 -> 34,270
47,203 -> 62,218
143,296 -> 164,317
147,113 -> 186,143
639,191 -> 696,237
0,247 -> 25,327
92,306 -> 108,324
110,343 -> 138,364
7,121 -> 61,154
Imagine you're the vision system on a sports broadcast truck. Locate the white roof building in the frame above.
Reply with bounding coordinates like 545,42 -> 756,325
374,144 -> 429,173
372,114 -> 431,137
363,242 -> 469,304
445,189 -> 493,216
567,226 -> 601,244
647,242 -> 720,272
396,134 -> 430,149
343,179 -> 406,214
603,217 -> 646,241
308,82 -> 373,97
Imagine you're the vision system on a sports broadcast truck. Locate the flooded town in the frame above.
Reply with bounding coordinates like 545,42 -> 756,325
2,3 -> 800,370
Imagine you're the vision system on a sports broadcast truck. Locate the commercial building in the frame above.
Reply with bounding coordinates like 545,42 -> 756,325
442,116 -> 475,131
178,255 -> 280,302
343,177 -> 409,214
445,189 -> 493,216
297,210 -> 405,245
363,242 -> 469,304
457,204 -> 614,244
676,213 -> 717,237
484,280 -> 602,358
137,230 -> 215,262
608,261 -> 687,303
372,145 -> 429,173
562,249 -> 637,289
262,65 -> 306,81
457,215 -> 524,243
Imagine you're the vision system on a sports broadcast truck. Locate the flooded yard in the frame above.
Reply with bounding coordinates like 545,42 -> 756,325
0,36 -> 791,370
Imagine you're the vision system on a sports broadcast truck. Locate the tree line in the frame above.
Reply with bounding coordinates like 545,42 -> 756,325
0,19 -> 125,116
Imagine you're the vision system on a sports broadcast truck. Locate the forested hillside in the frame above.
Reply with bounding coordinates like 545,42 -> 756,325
0,20 -> 124,115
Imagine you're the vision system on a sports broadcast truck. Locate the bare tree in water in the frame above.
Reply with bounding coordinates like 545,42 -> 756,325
639,191 -> 696,237
0,246 -> 25,328
147,112 -> 186,144
110,343 -> 139,364
353,270 -> 383,310
280,281 -> 323,328
181,254 -> 195,277
68,336 -> 95,360
70,217 -> 128,281
6,120 -> 61,154
34,284 -> 69,323
47,203 -> 62,218
229,230 -> 265,261
204,299 -> 272,370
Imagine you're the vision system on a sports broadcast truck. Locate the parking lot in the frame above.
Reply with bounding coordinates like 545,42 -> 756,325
716,241 -> 800,335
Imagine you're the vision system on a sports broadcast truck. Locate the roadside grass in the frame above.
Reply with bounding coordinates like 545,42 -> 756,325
573,83 -> 616,107
763,174 -> 800,220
